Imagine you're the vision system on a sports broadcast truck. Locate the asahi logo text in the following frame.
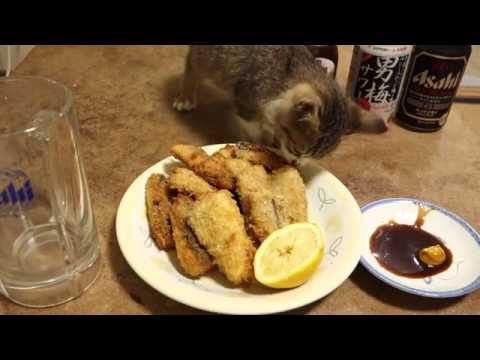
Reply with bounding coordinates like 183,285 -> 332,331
411,69 -> 462,90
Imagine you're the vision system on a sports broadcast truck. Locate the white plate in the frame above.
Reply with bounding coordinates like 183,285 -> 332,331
116,144 -> 365,314
361,198 -> 480,298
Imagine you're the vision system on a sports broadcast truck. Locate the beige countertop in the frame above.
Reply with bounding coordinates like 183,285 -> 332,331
2,45 -> 479,314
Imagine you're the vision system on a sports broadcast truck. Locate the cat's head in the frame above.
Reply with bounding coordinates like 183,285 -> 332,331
262,81 -> 347,161
262,81 -> 385,162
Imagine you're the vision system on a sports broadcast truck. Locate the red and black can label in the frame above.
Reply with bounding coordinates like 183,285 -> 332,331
346,45 -> 412,122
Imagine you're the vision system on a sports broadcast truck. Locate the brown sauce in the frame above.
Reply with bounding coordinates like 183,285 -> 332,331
370,206 -> 453,278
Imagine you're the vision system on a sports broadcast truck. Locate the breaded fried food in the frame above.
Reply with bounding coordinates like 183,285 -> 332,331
188,190 -> 256,285
234,142 -> 288,170
225,158 -> 279,243
270,165 -> 308,226
171,143 -> 287,193
169,167 -> 215,199
145,174 -> 174,249
146,143 -> 308,286
170,195 -> 214,278
213,142 -> 287,171
170,144 -> 235,190
212,144 -> 237,160
225,158 -> 308,243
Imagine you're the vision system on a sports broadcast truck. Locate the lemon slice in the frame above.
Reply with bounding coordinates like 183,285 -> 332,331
254,223 -> 325,289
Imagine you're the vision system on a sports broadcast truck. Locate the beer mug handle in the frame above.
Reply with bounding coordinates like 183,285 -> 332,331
0,280 -> 7,296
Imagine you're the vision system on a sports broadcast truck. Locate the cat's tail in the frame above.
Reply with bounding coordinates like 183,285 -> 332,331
344,98 -> 388,134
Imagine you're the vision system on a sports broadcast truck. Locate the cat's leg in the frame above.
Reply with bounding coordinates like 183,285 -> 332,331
173,53 -> 199,112
236,113 -> 296,161
233,104 -> 263,144
235,113 -> 277,148
236,115 -> 261,143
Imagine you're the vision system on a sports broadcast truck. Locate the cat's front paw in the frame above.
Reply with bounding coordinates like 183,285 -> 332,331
173,96 -> 196,112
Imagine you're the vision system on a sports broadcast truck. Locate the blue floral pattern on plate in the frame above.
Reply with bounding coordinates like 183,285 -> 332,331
317,187 -> 336,211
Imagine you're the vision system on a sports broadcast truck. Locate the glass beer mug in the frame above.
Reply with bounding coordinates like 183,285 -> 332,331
0,76 -> 100,307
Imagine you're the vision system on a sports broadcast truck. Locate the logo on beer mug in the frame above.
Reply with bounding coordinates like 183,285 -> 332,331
0,169 -> 34,214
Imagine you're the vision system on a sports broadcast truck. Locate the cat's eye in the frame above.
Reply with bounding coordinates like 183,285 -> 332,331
295,101 -> 315,116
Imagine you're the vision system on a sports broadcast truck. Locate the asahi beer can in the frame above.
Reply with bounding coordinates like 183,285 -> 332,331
395,45 -> 472,132
346,45 -> 413,123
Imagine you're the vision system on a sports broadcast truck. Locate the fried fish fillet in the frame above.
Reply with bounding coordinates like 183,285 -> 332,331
170,195 -> 214,278
169,167 -> 215,199
213,142 -> 287,171
225,158 -> 279,243
233,142 -> 288,170
170,142 -> 307,242
170,144 -> 235,190
171,143 -> 287,191
145,174 -> 174,249
188,190 -> 256,285
270,165 -> 308,226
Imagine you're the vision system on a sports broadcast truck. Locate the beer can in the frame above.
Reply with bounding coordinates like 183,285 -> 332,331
346,45 -> 413,123
395,45 -> 472,132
